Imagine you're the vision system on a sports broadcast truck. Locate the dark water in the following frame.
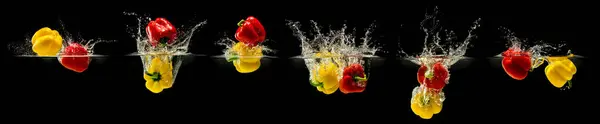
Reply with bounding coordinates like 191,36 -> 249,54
5,56 -> 591,121
3,4 -> 594,122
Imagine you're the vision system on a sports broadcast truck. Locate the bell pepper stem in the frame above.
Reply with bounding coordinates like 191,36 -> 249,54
237,19 -> 245,27
425,69 -> 434,79
566,80 -> 572,89
421,92 -> 430,106
354,73 -> 368,81
531,58 -> 546,71
225,50 -> 239,62
227,56 -> 239,62
145,71 -> 162,81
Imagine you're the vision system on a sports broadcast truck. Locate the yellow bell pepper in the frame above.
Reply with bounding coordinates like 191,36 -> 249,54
31,27 -> 63,56
144,55 -> 174,93
410,88 -> 443,119
309,59 -> 340,94
233,60 -> 261,73
544,56 -> 577,88
229,42 -> 263,73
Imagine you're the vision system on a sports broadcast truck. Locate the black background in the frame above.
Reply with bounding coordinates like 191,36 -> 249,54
4,3 -> 595,122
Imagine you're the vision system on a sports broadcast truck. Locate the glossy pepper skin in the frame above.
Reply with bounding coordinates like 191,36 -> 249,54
501,48 -> 532,80
31,27 -> 63,56
144,56 -> 174,93
228,42 -> 263,73
235,16 -> 265,47
411,87 -> 443,119
339,63 -> 368,94
545,56 -> 577,88
417,62 -> 449,90
146,18 -> 177,47
59,43 -> 90,73
309,60 -> 340,95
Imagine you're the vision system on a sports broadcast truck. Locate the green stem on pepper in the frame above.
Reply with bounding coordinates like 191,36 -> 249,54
145,71 -> 162,82
159,37 -> 169,46
420,92 -> 431,107
531,57 -> 547,72
237,19 -> 245,27
425,69 -> 434,79
226,51 -> 239,62
310,79 -> 323,87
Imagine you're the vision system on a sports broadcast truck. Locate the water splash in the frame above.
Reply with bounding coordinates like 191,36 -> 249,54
216,34 -> 275,57
406,7 -> 480,119
405,7 -> 481,67
498,27 -> 577,89
500,27 -> 567,57
288,20 -> 379,58
125,12 -> 206,88
9,19 -> 115,57
498,27 -> 569,69
288,20 -> 379,94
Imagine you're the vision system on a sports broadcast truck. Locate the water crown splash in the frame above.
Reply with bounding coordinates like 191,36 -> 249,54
498,27 -> 576,89
408,7 -> 481,66
287,20 -> 379,94
125,12 -> 206,93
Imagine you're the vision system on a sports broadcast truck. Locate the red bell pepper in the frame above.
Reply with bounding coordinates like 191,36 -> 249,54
235,16 -> 265,47
417,62 -> 448,90
339,63 -> 368,93
501,48 -> 532,80
146,17 -> 177,47
59,42 -> 90,73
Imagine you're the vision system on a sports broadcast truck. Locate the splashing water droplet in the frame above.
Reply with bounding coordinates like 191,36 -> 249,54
10,19 -> 114,57
498,27 -> 570,66
126,12 -> 206,86
405,7 -> 481,68
287,20 -> 379,92
217,34 -> 275,57
288,20 -> 380,58
405,7 -> 481,112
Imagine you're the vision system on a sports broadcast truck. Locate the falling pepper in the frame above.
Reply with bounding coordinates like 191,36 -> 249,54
309,59 -> 340,95
144,56 -> 174,93
501,48 -> 532,80
339,63 -> 368,94
59,42 -> 90,73
146,18 -> 177,47
410,86 -> 443,119
31,27 -> 63,56
417,62 -> 449,90
235,16 -> 266,47
544,56 -> 577,88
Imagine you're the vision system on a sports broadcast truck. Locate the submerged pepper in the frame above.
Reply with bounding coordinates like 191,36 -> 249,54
227,42 -> 263,73
544,56 -> 577,88
410,87 -> 443,119
235,16 -> 266,47
309,59 -> 340,94
59,42 -> 90,73
417,62 -> 449,90
501,48 -> 532,80
144,56 -> 174,93
339,63 -> 368,94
